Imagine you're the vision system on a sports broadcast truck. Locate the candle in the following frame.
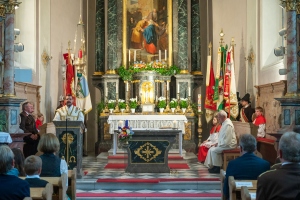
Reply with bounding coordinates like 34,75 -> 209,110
134,50 -> 136,62
167,81 -> 169,91
136,96 -> 137,101
159,50 -> 161,61
118,120 -> 123,128
188,87 -> 191,96
173,120 -> 178,129
116,83 -> 119,94
177,83 -> 179,93
78,49 -> 82,58
126,82 -> 129,92
165,49 -> 167,60
129,50 -> 131,62
105,87 -> 108,97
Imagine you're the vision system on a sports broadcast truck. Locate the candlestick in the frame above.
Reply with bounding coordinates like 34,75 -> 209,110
128,50 -> 131,62
159,50 -> 161,61
78,49 -> 82,58
134,50 -> 136,62
188,87 -> 191,96
167,81 -> 169,91
165,49 -> 167,60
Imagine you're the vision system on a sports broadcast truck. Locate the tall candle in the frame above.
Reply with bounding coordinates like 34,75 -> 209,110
126,82 -> 129,92
128,50 -> 131,62
188,87 -> 191,96
165,49 -> 167,60
116,83 -> 119,94
177,83 -> 179,93
134,50 -> 136,62
105,87 -> 108,97
167,81 -> 169,91
159,50 -> 161,61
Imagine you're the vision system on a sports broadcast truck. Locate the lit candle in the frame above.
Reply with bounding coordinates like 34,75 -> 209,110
165,49 -> 167,60
126,82 -> 129,92
134,50 -> 136,62
128,50 -> 131,62
159,50 -> 161,61
188,87 -> 191,96
177,83 -> 179,93
78,49 -> 82,58
167,81 -> 169,91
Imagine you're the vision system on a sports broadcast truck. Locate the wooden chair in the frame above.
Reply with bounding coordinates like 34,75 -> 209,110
222,148 -> 240,170
30,183 -> 53,200
241,186 -> 256,200
228,176 -> 257,200
21,173 -> 67,200
220,169 -> 226,200
68,168 -> 77,200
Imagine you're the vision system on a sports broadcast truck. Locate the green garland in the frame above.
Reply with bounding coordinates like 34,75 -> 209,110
117,65 -> 180,81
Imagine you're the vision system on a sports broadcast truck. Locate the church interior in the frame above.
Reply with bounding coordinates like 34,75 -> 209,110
0,0 -> 298,199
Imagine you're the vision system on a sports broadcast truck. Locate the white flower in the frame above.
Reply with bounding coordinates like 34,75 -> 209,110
171,98 -> 177,101
119,99 -> 125,103
130,98 -> 137,102
158,96 -> 166,101
108,99 -> 116,103
180,98 -> 188,101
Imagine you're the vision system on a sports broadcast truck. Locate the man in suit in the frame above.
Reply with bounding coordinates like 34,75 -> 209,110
223,134 -> 270,199
0,145 -> 30,200
24,155 -> 48,187
20,101 -> 40,158
257,131 -> 300,200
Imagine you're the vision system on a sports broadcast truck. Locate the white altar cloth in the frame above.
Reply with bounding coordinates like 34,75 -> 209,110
107,115 -> 188,156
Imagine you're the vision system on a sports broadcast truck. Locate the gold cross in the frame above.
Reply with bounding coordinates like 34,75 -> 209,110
142,146 -> 154,159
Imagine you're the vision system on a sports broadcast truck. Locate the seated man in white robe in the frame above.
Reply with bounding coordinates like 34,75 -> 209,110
204,110 -> 237,173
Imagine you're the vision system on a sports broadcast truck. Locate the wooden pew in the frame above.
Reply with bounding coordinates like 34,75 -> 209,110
24,198 -> 32,200
30,183 -> 53,200
241,186 -> 256,200
68,168 -> 77,200
21,173 -> 67,200
228,176 -> 257,200
220,169 -> 226,200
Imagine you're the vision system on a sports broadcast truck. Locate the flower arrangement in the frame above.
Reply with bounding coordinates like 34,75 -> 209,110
118,120 -> 134,142
118,99 -> 126,109
158,96 -> 167,108
180,98 -> 188,108
108,100 -> 116,109
169,98 -> 178,108
129,98 -> 138,109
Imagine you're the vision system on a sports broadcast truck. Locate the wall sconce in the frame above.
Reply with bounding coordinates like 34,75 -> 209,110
245,49 -> 255,65
41,49 -> 52,68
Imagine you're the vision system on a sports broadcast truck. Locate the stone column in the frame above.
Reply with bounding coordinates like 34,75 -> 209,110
3,1 -> 16,97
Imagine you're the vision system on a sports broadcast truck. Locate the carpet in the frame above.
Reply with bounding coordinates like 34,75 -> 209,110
96,177 -> 220,183
107,155 -> 184,160
104,163 -> 190,169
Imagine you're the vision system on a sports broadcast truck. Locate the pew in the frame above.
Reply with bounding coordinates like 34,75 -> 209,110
256,137 -> 277,165
30,183 -> 53,200
241,186 -> 256,200
68,168 -> 77,200
220,169 -> 226,200
21,173 -> 67,200
228,176 -> 257,200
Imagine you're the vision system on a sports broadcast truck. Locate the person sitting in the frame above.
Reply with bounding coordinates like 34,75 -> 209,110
204,110 -> 237,173
223,134 -> 270,199
198,115 -> 221,163
7,148 -> 25,177
35,113 -> 44,132
24,155 -> 48,187
253,106 -> 266,138
257,131 -> 300,200
0,145 -> 30,200
239,93 -> 255,122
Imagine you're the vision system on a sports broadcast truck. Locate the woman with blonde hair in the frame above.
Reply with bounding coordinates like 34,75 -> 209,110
37,133 -> 68,177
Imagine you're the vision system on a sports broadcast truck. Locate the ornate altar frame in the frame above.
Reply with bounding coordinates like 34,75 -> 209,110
122,0 -> 173,68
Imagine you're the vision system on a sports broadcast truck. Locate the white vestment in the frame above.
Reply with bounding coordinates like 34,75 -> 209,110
53,105 -> 84,122
204,118 -> 237,168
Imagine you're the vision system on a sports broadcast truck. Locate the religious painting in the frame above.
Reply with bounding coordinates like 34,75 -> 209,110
123,0 -> 172,67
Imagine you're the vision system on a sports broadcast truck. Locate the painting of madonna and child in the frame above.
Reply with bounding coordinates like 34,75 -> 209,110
127,0 -> 169,65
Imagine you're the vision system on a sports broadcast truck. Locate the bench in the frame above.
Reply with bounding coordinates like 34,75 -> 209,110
30,183 -> 53,200
256,137 -> 277,164
68,168 -> 77,200
241,186 -> 256,200
21,174 -> 67,200
228,176 -> 257,200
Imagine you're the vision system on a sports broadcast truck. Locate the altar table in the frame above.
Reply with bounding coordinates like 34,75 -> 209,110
107,114 -> 188,156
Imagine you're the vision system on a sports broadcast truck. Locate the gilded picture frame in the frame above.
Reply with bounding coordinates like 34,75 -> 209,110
122,0 -> 173,68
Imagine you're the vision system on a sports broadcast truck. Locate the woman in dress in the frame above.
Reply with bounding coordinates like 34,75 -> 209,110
198,116 -> 222,163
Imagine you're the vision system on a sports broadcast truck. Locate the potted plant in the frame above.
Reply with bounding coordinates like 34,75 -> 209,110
119,99 -> 126,112
169,98 -> 177,113
108,100 -> 116,113
158,97 -> 166,113
129,98 -> 138,113
180,98 -> 188,113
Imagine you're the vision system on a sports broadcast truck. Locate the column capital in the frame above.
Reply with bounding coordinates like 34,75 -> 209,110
0,0 -> 21,15
280,0 -> 297,11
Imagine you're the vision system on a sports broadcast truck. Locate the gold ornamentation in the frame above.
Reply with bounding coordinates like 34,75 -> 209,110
134,142 -> 162,162
106,69 -> 117,74
286,0 -> 297,11
184,121 -> 191,140
191,71 -> 202,75
41,49 -> 52,68
179,69 -> 189,74
93,71 -> 105,75
0,5 -> 5,17
285,92 -> 300,97
104,122 -> 111,140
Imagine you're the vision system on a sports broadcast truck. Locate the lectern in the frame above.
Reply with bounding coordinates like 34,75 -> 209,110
53,121 -> 84,178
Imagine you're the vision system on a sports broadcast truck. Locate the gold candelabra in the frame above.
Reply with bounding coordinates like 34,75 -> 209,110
186,96 -> 194,114
175,93 -> 182,113
103,96 -> 109,113
114,93 -> 120,113
164,82 -> 171,113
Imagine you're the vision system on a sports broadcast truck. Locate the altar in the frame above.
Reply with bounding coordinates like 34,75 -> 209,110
107,114 -> 188,156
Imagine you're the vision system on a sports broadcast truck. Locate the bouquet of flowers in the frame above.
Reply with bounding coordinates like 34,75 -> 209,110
169,98 -> 178,108
118,120 -> 134,143
129,98 -> 138,109
158,96 -> 167,108
108,100 -> 116,109
118,99 -> 126,109
180,98 -> 188,108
